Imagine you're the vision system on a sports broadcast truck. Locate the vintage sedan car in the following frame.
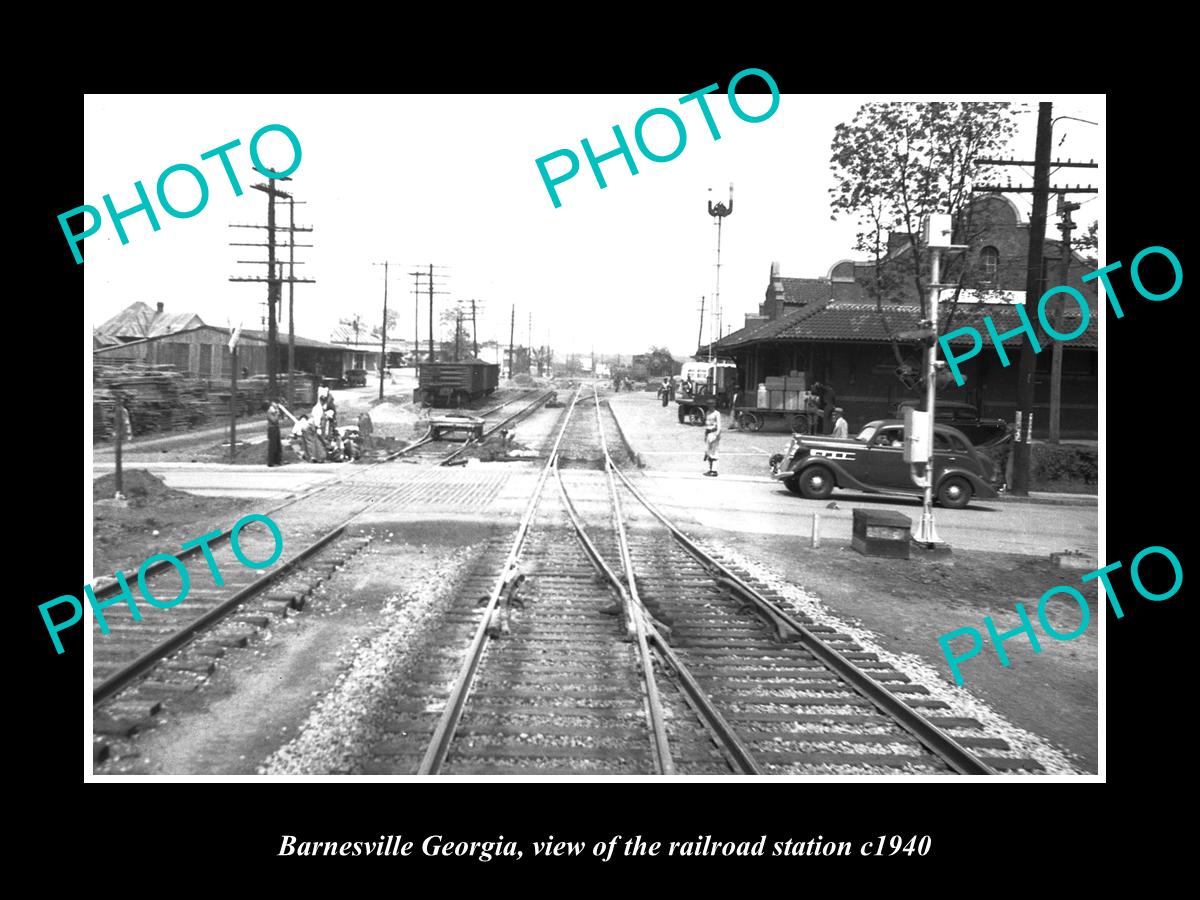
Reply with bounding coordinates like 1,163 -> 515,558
769,419 -> 999,509
894,400 -> 1011,447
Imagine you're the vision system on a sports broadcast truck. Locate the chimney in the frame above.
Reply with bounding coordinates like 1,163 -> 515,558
156,301 -> 164,313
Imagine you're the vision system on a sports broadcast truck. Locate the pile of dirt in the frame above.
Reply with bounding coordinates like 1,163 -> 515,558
366,398 -> 428,439
92,479 -> 246,577
93,468 -> 189,506
501,375 -> 552,389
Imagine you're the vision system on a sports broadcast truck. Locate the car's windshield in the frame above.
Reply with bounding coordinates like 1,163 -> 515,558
856,424 -> 878,443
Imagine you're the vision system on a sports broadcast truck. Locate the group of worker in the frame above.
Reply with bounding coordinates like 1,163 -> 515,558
264,387 -> 369,465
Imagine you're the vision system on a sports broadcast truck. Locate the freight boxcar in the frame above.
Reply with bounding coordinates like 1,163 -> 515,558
414,358 -> 500,407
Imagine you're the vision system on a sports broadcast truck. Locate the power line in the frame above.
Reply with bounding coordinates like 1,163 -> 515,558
973,108 -> 1097,495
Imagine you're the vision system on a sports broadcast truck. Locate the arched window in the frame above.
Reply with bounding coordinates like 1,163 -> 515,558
979,246 -> 1000,284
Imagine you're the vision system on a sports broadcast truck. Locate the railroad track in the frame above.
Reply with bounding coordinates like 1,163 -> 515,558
91,389 -> 556,767
389,388 -> 556,466
367,384 -> 1039,775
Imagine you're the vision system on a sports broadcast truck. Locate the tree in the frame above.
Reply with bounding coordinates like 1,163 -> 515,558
370,308 -> 398,341
644,346 -> 679,377
830,102 -> 1019,390
1074,220 -> 1098,263
511,344 -> 532,375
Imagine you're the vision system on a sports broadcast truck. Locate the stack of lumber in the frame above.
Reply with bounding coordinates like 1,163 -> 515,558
207,373 -> 317,418
93,363 -> 209,437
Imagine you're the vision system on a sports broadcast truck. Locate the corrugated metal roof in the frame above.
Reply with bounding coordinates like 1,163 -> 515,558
94,301 -> 204,340
241,329 -> 348,351
145,312 -> 203,337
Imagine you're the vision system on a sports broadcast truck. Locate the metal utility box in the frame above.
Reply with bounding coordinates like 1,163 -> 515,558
903,407 -> 930,463
851,508 -> 912,559
923,213 -> 953,248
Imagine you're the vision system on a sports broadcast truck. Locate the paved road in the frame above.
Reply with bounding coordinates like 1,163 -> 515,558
609,392 -> 1097,557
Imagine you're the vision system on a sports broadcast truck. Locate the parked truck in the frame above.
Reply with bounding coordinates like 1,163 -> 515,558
675,359 -> 738,424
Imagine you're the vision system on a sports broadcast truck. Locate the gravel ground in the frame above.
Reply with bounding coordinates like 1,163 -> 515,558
702,544 -> 1087,776
92,469 -> 247,576
260,544 -> 476,774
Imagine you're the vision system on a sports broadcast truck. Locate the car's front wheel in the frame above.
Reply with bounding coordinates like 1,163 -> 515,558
783,475 -> 802,495
937,475 -> 973,509
798,465 -> 835,500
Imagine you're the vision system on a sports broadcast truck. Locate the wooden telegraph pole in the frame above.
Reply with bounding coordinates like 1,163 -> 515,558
229,172 -> 315,465
508,304 -> 515,378
975,105 -> 1097,494
1049,197 -> 1080,443
372,261 -> 396,400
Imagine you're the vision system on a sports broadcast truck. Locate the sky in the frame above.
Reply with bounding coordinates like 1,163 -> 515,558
83,93 -> 1103,361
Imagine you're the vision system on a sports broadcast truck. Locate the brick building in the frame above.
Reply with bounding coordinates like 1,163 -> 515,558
708,196 -> 1099,438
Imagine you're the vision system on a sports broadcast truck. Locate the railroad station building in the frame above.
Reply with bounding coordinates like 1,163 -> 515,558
707,196 -> 1099,438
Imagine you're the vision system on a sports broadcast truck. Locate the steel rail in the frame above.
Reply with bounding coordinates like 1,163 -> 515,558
438,389 -> 555,466
587,389 -> 765,774
606,460 -> 998,777
93,390 -> 560,708
589,386 -> 674,775
417,387 -> 584,775
91,391 -> 552,599
93,522 -> 347,704
555,425 -> 762,774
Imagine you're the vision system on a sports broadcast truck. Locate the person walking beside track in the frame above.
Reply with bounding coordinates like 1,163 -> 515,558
703,406 -> 722,477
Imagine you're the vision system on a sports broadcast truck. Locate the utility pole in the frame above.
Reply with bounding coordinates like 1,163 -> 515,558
411,270 -> 420,366
1049,197 -> 1080,444
975,106 -> 1097,495
696,295 -> 705,356
1011,103 -> 1053,495
371,261 -> 395,400
471,299 -> 479,359
286,198 -> 296,404
408,265 -> 449,364
528,312 -> 532,374
265,178 -> 279,396
454,306 -> 462,361
975,109 -> 1096,492
276,195 -> 311,406
508,304 -> 515,379
229,175 -> 314,403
